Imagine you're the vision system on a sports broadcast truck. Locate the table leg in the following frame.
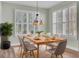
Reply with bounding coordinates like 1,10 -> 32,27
37,44 -> 39,58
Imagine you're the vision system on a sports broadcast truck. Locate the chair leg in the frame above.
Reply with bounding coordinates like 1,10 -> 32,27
55,55 -> 58,58
24,51 -> 28,58
22,50 -> 25,58
22,52 -> 24,58
32,51 -> 35,58
20,47 -> 23,58
19,46 -> 21,57
51,54 -> 53,58
19,46 -> 21,52
46,45 -> 47,50
60,54 -> 63,58
29,51 -> 32,56
51,53 -> 54,58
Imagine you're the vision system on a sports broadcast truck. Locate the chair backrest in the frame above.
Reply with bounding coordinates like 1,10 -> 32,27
54,39 -> 67,55
17,35 -> 25,48
17,35 -> 30,51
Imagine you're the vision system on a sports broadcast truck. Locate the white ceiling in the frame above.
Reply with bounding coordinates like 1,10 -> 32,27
4,1 -> 62,9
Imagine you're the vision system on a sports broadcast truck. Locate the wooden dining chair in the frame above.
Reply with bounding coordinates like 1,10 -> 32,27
47,39 -> 67,58
17,35 -> 30,57
18,35 -> 37,58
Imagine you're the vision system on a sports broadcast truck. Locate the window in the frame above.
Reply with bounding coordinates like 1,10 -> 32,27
56,10 -> 63,34
69,5 -> 77,36
15,9 -> 45,35
52,12 -> 56,34
52,5 -> 77,39
63,8 -> 69,35
15,11 -> 27,34
52,10 -> 63,35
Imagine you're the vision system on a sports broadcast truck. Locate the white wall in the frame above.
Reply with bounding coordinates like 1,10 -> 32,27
77,2 -> 79,51
0,2 -> 2,47
48,1 -> 79,51
0,2 -> 2,23
1,2 -> 48,46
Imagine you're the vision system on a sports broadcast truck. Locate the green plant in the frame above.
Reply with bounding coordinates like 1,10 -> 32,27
36,31 -> 43,34
0,22 -> 13,36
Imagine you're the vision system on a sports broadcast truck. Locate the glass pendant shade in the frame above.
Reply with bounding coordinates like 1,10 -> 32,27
33,14 -> 38,26
33,1 -> 43,26
39,20 -> 43,25
33,19 -> 38,26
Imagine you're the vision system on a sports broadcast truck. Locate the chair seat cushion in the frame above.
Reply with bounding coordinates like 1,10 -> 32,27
47,48 -> 56,54
47,43 -> 58,48
24,41 -> 30,45
25,44 -> 37,51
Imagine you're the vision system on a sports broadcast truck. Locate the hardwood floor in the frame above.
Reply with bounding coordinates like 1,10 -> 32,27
0,47 -> 16,58
14,45 -> 79,58
0,45 -> 79,58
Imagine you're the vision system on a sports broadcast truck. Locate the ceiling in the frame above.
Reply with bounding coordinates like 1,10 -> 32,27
4,1 -> 62,9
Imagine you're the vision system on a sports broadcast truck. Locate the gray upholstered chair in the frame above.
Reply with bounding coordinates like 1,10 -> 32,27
47,39 -> 67,58
18,35 -> 37,58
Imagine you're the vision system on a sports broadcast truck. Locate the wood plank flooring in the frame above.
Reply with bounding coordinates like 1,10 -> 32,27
14,45 -> 79,58
0,47 -> 16,58
0,45 -> 79,58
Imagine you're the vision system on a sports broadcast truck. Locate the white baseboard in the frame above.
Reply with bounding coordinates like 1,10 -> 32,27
67,46 -> 79,51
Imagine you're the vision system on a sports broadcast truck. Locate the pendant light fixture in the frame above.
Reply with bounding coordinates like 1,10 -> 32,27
33,1 -> 43,26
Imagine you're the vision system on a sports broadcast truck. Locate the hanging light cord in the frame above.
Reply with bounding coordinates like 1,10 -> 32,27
36,1 -> 39,19
36,1 -> 38,14
33,1 -> 43,26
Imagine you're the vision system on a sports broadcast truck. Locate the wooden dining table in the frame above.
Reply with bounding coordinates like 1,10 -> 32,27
23,35 -> 64,58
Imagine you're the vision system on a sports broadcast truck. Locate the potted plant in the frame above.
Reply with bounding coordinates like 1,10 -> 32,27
0,22 -> 13,49
36,31 -> 43,37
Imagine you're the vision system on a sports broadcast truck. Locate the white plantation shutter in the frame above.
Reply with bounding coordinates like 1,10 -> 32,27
52,5 -> 77,40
